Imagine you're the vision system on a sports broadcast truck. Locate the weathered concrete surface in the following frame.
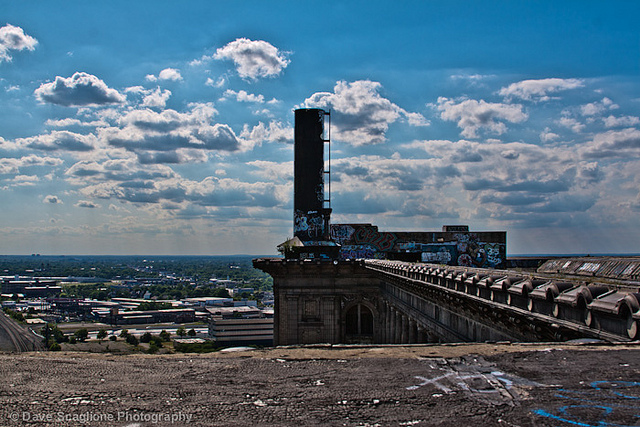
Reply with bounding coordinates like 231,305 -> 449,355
0,343 -> 638,426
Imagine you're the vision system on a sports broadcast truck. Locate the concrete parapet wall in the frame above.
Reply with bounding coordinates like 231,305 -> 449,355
366,259 -> 639,342
254,257 -> 638,345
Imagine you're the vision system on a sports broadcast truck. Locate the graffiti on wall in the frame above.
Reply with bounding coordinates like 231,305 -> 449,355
418,237 -> 504,268
421,245 -> 456,264
451,234 -> 505,268
330,224 -> 356,245
329,224 -> 505,267
339,245 -> 384,261
294,210 -> 325,240
352,226 -> 398,251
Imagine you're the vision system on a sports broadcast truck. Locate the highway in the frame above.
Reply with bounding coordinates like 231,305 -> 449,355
0,311 -> 45,352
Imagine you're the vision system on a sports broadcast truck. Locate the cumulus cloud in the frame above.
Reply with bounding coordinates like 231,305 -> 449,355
303,80 -> 428,145
98,105 -> 240,162
141,87 -> 172,108
557,115 -> 586,133
0,24 -> 38,62
76,200 -> 98,208
158,68 -> 182,81
205,76 -> 226,88
45,118 -> 108,128
65,158 -> 176,184
34,72 -> 126,107
603,115 -> 640,128
14,131 -> 98,152
0,155 -> 64,174
66,159 -> 285,210
240,121 -> 292,146
10,175 -> 39,187
146,68 -> 183,82
213,38 -> 290,80
499,78 -> 584,101
580,97 -> 618,116
539,127 -> 560,142
437,97 -> 528,138
395,138 -> 604,226
582,128 -> 640,158
43,195 -> 62,204
222,89 -> 264,103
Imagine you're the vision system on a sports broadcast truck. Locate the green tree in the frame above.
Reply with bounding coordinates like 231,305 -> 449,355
187,328 -> 196,337
74,328 -> 89,342
140,332 -> 152,343
176,326 -> 186,337
119,329 -> 129,338
41,323 -> 66,344
126,334 -> 139,346
97,329 -> 107,340
147,340 -> 160,354
159,329 -> 171,341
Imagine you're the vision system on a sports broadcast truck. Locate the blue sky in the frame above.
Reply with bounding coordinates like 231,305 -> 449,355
1,1 -> 639,255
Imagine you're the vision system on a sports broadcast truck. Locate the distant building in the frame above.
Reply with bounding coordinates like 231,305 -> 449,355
94,308 -> 196,325
226,287 -> 255,297
182,297 -> 234,307
208,317 -> 273,347
1,278 -> 61,296
208,306 -> 273,346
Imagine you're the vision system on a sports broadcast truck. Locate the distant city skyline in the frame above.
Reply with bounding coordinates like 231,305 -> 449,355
1,1 -> 639,255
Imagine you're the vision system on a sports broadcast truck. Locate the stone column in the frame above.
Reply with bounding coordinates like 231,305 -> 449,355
408,319 -> 417,343
389,307 -> 396,344
400,314 -> 408,344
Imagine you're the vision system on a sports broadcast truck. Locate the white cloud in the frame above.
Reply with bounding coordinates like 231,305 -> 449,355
499,78 -> 584,101
303,80 -> 428,145
14,131 -> 98,152
222,89 -> 265,103
213,38 -> 290,80
45,118 -> 108,128
34,72 -> 126,107
437,97 -> 528,138
0,155 -> 64,174
580,98 -> 618,116
240,121 -> 292,147
158,68 -> 183,81
43,195 -> 62,204
76,200 -> 98,208
11,175 -> 39,187
603,115 -> 640,128
557,115 -> 586,133
142,87 -> 172,108
205,76 -> 226,88
0,24 -> 38,62
97,105 -> 240,162
540,127 -> 560,142
582,128 -> 640,158
65,159 -> 286,211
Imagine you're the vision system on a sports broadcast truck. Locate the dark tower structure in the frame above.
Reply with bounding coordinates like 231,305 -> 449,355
293,109 -> 330,236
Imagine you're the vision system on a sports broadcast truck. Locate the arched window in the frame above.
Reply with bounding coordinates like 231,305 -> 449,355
345,304 -> 374,336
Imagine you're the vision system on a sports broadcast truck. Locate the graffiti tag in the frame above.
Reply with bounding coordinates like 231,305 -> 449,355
353,226 -> 397,251
533,381 -> 640,426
